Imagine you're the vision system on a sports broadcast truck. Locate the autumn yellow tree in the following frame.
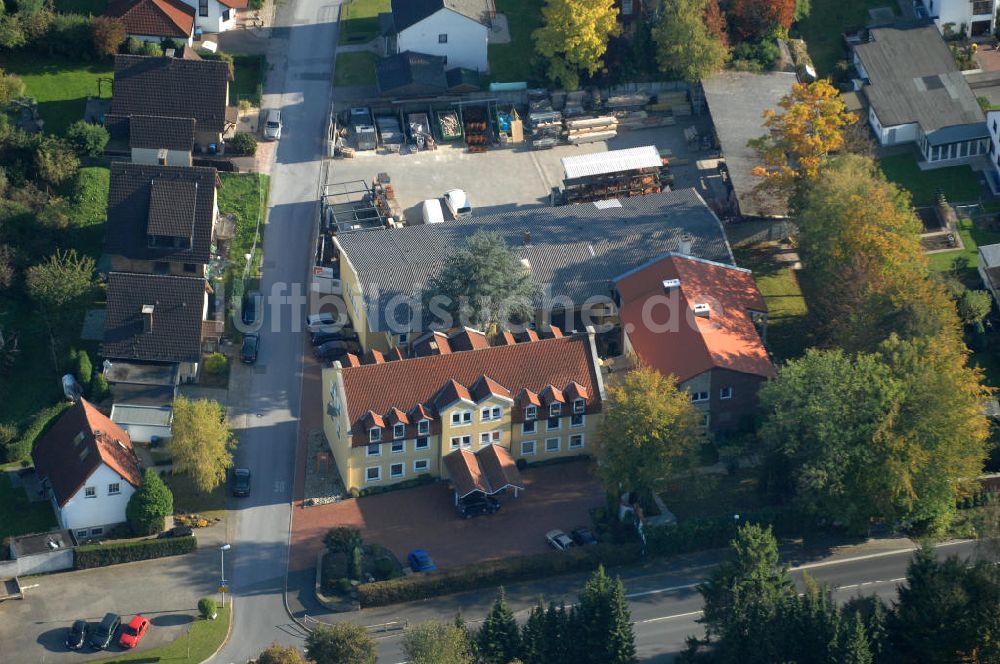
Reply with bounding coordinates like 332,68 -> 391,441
533,0 -> 620,90
169,396 -> 235,492
749,79 -> 856,187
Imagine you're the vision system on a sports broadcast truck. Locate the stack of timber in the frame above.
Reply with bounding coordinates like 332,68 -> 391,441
463,107 -> 488,153
436,110 -> 463,141
564,115 -> 618,145
605,93 -> 650,109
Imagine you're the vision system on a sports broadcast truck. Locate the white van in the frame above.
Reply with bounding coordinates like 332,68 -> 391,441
443,189 -> 472,218
422,198 -> 445,224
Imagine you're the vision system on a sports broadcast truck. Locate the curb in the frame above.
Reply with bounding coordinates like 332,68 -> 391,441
201,601 -> 236,664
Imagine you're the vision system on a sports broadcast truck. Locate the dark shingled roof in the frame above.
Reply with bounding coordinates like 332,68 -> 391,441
105,162 -> 217,264
854,23 -> 986,143
103,272 -> 206,364
390,0 -> 493,32
129,114 -> 196,151
376,51 -> 448,97
335,188 -> 734,333
111,54 -> 230,134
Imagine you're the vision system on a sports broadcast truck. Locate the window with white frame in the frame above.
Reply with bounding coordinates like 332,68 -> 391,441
391,441 -> 405,454
547,416 -> 560,431
108,483 -> 121,495
521,440 -> 536,456
417,419 -> 430,435
366,466 -> 381,482
720,386 -> 733,400
549,402 -> 562,417
451,410 -> 472,426
84,486 -> 96,498
569,434 -> 584,449
480,430 -> 501,446
393,423 -> 405,439
369,427 -> 382,442
571,413 -> 585,427
481,406 -> 502,421
545,437 -> 560,452
522,419 -> 536,434
390,463 -> 405,478
76,529 -> 88,539
415,436 -> 429,450
450,435 -> 472,449
690,391 -> 709,403
701,413 -> 710,427
573,398 -> 585,414
524,405 -> 537,420
90,527 -> 104,536
414,459 -> 430,472
367,443 -> 381,457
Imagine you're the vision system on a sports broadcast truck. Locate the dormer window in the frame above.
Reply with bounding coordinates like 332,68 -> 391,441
525,405 -> 537,420
481,406 -> 502,421
549,402 -> 562,417
417,419 -> 430,435
369,427 -> 382,443
450,410 -> 472,426
573,398 -> 585,414
393,423 -> 405,439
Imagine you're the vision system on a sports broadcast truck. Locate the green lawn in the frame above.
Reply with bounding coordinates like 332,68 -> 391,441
53,0 -> 106,13
340,0 -> 389,44
218,173 -> 269,295
795,0 -> 893,76
735,245 -> 810,363
0,472 -> 57,539
879,153 -> 984,206
488,0 -> 543,84
660,469 -> 767,521
96,607 -> 230,664
333,51 -> 377,87
0,52 -> 112,136
231,55 -> 265,106
162,472 -> 227,521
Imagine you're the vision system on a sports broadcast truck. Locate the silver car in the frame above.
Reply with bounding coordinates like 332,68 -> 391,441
263,109 -> 282,140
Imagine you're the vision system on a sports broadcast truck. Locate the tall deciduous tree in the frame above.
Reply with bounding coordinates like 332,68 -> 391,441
957,289 -> 992,326
26,248 -> 94,369
126,468 -> 174,535
652,0 -> 729,84
421,230 -> 539,334
729,0 -> 795,41
477,589 -> 521,664
304,622 -> 377,664
533,0 -> 620,90
169,397 -> 235,492
91,16 -> 126,58
256,643 -> 309,663
401,621 -> 473,664
595,367 -> 702,501
33,135 -> 79,188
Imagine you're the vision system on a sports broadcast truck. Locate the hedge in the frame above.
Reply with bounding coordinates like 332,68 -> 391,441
4,402 -> 70,463
354,473 -> 435,498
75,535 -> 197,569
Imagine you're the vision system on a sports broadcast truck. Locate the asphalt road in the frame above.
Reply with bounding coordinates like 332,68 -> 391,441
207,1 -> 340,662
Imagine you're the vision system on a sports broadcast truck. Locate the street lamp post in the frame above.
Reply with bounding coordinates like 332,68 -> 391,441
219,543 -> 231,608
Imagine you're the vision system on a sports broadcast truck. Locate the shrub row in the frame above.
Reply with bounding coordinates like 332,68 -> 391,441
75,535 -> 197,569
357,542 -> 643,607
351,473 -> 435,498
4,401 -> 70,463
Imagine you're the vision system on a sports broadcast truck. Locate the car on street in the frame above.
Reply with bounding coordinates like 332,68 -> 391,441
571,526 -> 598,546
311,328 -> 358,346
157,525 -> 193,539
242,290 -> 262,327
443,189 -> 472,218
88,612 -> 120,650
407,548 -> 437,573
307,312 -> 348,333
263,109 -> 282,140
546,529 -> 575,551
232,468 -> 251,497
66,620 -> 87,650
241,333 -> 260,364
314,339 -> 362,362
456,493 -> 500,519
119,615 -> 150,649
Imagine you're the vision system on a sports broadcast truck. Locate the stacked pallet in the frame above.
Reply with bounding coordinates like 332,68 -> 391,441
605,93 -> 649,109
529,110 -> 563,149
463,107 -> 488,153
565,115 -> 618,145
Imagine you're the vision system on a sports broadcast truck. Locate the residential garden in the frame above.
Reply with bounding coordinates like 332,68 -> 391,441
338,0 -> 389,45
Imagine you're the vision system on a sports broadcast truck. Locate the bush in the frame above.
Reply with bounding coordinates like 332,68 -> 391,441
126,468 -> 174,535
199,596 -> 217,619
90,372 -> 109,402
74,535 -> 196,569
204,352 -> 228,375
350,545 -> 363,580
5,402 -> 70,463
140,41 -> 163,57
373,557 -> 394,580
124,36 -> 141,54
357,542 -> 642,607
39,13 -> 94,60
229,132 -> 257,155
324,527 -> 362,553
74,348 -> 92,390
337,577 -> 353,593
91,16 -> 126,58
0,422 -> 16,449
66,120 -> 109,158
357,473 -> 434,497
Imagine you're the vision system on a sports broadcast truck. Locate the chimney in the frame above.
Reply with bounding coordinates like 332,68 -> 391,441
523,230 -> 532,245
662,278 -> 680,292
693,303 -> 711,317
165,48 -> 176,58
141,304 -> 154,333
678,234 -> 693,255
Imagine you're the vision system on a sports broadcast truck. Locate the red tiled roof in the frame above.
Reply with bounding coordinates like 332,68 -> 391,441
518,389 -> 541,407
540,385 -> 565,405
565,382 -> 589,401
386,407 -> 409,425
616,254 -> 775,383
449,328 -> 489,352
217,0 -> 248,8
470,375 -> 511,401
107,0 -> 195,39
444,445 -> 523,498
412,330 -> 452,357
341,334 -> 602,446
32,400 -> 141,507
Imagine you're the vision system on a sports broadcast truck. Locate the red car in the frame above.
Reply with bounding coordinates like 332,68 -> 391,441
118,615 -> 149,648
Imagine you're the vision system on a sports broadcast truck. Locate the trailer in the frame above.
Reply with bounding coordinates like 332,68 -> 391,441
406,111 -> 435,150
435,109 -> 464,141
462,105 -> 489,153
559,145 -> 665,204
349,107 -> 377,151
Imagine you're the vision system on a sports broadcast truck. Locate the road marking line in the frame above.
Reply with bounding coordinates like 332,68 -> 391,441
637,610 -> 704,624
626,582 -> 701,599
790,539 -> 971,573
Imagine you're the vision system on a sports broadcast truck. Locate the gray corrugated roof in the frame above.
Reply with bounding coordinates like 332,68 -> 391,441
336,189 -> 734,332
111,404 -> 173,427
702,71 -> 796,219
855,23 -> 984,137
980,242 -> 1000,268
562,146 -> 662,181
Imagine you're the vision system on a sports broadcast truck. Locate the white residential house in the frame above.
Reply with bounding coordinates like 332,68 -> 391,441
182,0 -> 246,34
915,0 -> 998,39
31,400 -> 143,539
385,0 -> 494,72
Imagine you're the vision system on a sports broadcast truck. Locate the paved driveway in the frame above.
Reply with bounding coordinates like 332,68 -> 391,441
289,460 -> 603,572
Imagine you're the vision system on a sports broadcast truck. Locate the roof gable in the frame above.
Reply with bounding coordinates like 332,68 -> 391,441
391,0 -> 492,32
107,0 -> 195,39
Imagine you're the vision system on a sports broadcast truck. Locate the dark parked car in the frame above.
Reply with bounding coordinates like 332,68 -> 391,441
241,290 -> 262,327
571,527 -> 598,546
66,620 -> 87,650
157,525 -> 194,539
232,468 -> 251,497
314,339 -> 362,362
241,333 -> 260,364
456,493 -> 500,519
407,548 -> 437,573
89,612 -> 120,650
310,328 -> 359,346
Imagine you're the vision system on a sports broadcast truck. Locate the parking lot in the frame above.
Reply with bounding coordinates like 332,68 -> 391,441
325,117 -> 720,224
289,459 -> 603,572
